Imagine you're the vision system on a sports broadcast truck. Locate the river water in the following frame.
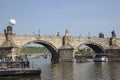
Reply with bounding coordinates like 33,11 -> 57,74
1,58 -> 120,80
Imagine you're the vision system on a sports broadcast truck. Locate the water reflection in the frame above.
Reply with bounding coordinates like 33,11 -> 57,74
40,62 -> 74,80
108,62 -> 120,80
50,62 -> 74,80
87,62 -> 111,80
0,59 -> 120,80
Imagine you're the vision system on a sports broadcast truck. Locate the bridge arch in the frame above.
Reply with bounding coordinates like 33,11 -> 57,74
78,42 -> 105,53
20,40 -> 59,63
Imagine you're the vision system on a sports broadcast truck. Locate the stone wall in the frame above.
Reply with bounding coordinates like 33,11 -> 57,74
106,49 -> 120,61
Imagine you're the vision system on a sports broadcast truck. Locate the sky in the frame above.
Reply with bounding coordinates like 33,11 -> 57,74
0,0 -> 120,38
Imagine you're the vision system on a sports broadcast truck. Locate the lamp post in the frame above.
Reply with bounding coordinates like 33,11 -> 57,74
88,32 -> 90,39
38,29 -> 40,36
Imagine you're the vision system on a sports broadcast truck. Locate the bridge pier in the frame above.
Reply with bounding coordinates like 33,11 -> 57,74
106,49 -> 120,61
58,29 -> 74,62
58,45 -> 74,62
51,53 -> 59,63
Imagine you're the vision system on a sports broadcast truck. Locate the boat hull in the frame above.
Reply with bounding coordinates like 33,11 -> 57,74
0,68 -> 41,77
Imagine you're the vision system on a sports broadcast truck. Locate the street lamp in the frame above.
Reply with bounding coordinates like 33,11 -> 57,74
38,29 -> 40,36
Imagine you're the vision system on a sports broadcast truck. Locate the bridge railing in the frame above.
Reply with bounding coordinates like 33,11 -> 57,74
13,34 -> 62,37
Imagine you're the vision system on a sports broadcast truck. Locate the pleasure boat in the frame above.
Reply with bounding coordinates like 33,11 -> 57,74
93,53 -> 108,62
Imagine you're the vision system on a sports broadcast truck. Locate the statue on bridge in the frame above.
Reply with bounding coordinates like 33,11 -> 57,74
109,30 -> 117,46
99,32 -> 104,38
111,30 -> 116,38
62,29 -> 70,45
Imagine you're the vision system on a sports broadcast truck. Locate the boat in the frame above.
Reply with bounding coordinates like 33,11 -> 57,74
93,53 -> 108,62
0,68 -> 41,76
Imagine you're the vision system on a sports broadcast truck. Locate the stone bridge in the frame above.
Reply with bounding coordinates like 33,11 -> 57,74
0,25 -> 120,63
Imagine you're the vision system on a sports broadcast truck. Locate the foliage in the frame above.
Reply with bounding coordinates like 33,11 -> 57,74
20,46 -> 50,54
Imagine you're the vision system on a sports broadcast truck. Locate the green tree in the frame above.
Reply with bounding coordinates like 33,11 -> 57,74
21,47 -> 50,54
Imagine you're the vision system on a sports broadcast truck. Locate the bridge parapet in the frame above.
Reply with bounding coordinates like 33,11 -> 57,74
12,34 -> 63,49
1,33 -> 116,50
0,34 -> 6,46
115,39 -> 120,47
69,37 -> 110,49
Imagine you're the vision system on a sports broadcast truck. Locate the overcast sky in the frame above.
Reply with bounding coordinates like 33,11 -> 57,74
0,0 -> 120,38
